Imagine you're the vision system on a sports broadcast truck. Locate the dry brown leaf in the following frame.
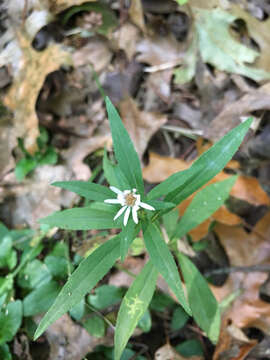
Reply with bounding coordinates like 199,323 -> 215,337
207,83 -> 270,141
129,0 -> 146,33
48,0 -> 96,14
213,212 -> 270,333
155,344 -> 203,360
111,22 -> 141,61
0,118 -> 16,176
143,152 -> 190,182
3,32 -> 71,153
119,98 -> 167,159
41,313 -> 111,360
72,37 -> 112,71
213,318 -> 257,360
136,33 -> 185,66
0,165 -> 75,228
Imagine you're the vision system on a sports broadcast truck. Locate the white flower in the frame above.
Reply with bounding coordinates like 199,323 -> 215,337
104,186 -> 155,226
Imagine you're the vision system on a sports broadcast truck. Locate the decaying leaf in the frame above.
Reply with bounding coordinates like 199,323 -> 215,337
41,313 -> 111,360
213,212 -> 270,333
213,319 -> 257,360
48,0 -> 97,14
129,0 -> 146,33
193,7 -> 270,82
3,32 -> 71,153
230,4 -> 270,74
207,83 -> 270,141
119,98 -> 167,159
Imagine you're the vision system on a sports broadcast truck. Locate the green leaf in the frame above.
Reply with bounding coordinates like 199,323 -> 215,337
120,221 -> 139,262
0,344 -> 12,360
175,0 -> 189,4
88,285 -> 124,310
0,300 -> 22,344
114,261 -> 158,360
148,118 -> 252,202
34,236 -> 120,340
143,223 -> 191,315
39,206 -> 119,230
15,157 -> 37,181
173,176 -> 237,239
177,253 -> 220,343
171,306 -> 189,331
163,209 -> 179,239
23,281 -> 61,317
175,339 -> 204,357
138,310 -> 151,333
17,259 -> 52,289
103,150 -> 130,190
44,255 -> 72,279
52,181 -> 115,202
194,8 -> 270,81
0,223 -> 8,240
39,146 -> 58,165
0,276 -> 13,297
150,291 -> 175,312
83,315 -> 105,338
69,299 -> 85,321
146,200 -> 175,211
105,97 -> 144,194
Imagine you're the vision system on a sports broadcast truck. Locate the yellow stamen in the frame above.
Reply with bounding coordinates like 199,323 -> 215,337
125,193 -> 136,206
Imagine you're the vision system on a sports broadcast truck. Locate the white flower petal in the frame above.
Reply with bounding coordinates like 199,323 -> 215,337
104,199 -> 122,204
132,205 -> 139,224
114,206 -> 127,220
117,193 -> 125,206
110,186 -> 122,195
139,201 -> 155,211
123,207 -> 131,226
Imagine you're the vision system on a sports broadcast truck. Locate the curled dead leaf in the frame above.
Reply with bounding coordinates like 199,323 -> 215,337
3,32 -> 71,153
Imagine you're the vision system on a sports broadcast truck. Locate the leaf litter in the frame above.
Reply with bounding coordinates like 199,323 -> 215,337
1,0 -> 270,358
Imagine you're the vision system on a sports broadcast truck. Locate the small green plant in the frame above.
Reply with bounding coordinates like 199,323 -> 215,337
15,127 -> 58,181
33,96 -> 252,359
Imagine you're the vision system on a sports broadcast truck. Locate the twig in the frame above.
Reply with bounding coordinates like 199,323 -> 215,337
204,264 -> 270,277
161,124 -> 203,139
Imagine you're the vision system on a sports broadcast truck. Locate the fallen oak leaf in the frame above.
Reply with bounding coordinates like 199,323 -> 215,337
3,32 -> 71,153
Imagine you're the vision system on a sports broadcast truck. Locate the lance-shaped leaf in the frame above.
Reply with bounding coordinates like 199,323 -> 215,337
173,176 -> 237,239
103,150 -> 130,190
178,252 -> 220,344
34,236 -> 121,340
39,205 -> 119,230
105,96 -> 144,194
114,261 -> 158,360
52,181 -> 115,202
148,118 -> 252,202
120,221 -> 140,262
143,223 -> 191,315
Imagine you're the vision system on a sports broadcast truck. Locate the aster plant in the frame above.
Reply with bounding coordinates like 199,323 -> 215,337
34,96 -> 252,360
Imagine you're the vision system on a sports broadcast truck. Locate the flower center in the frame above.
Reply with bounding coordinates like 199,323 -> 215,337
125,193 -> 136,207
